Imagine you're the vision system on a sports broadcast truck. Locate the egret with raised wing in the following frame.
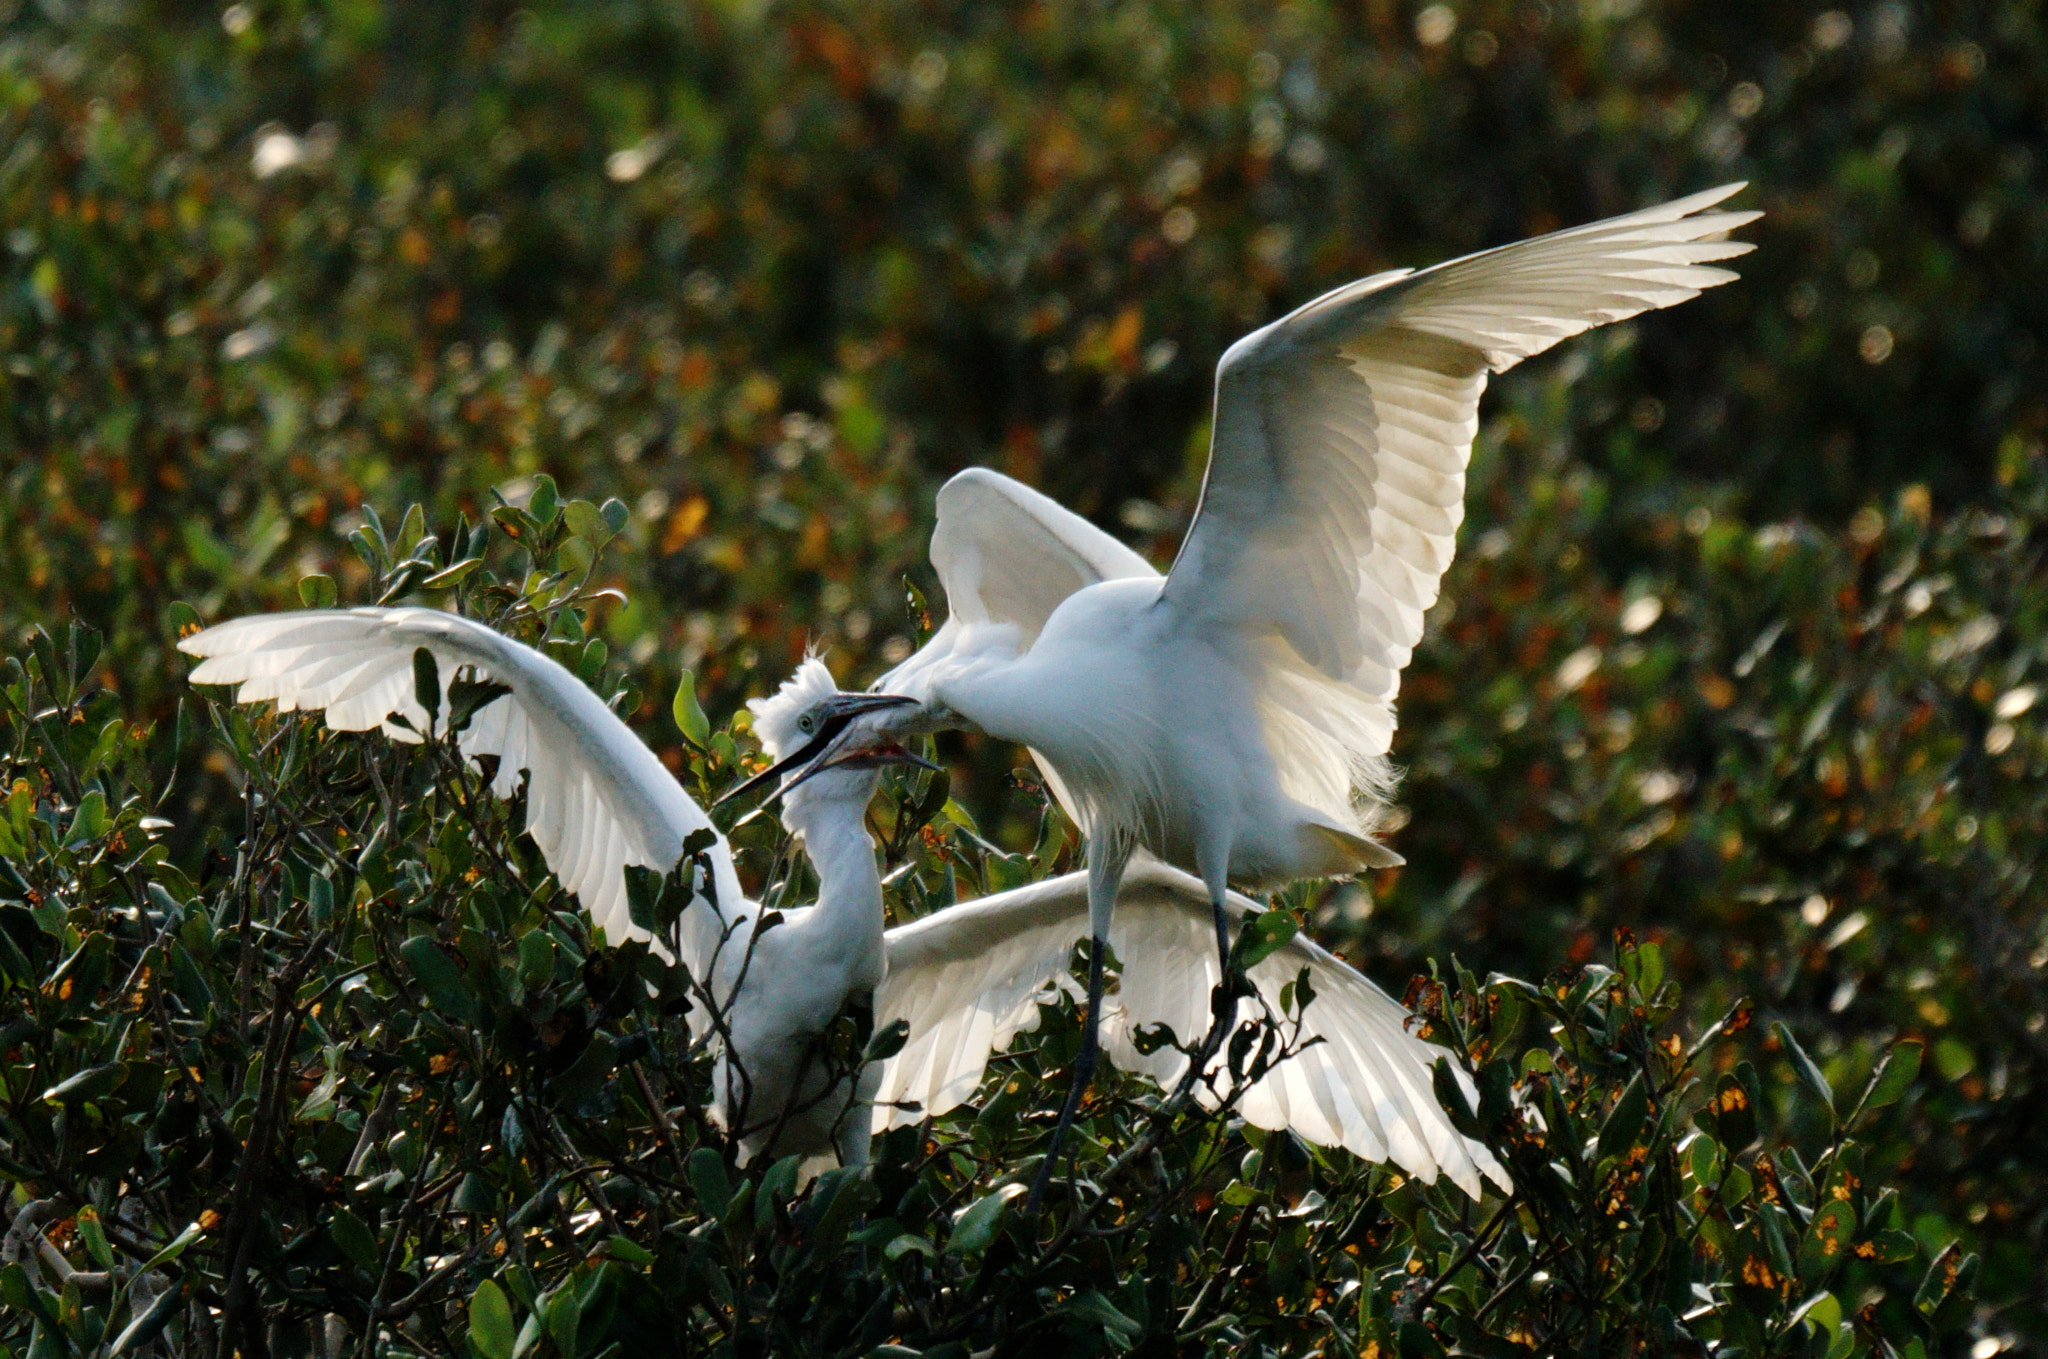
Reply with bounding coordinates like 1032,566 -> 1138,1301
180,609 -> 1504,1192
843,183 -> 1761,1178
179,609 -> 920,1169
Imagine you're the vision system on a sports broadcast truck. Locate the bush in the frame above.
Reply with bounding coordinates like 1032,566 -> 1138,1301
0,504 -> 1980,1356
3,0 -> 2046,1349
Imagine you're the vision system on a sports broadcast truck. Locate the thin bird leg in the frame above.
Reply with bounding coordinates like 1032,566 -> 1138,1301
1025,934 -> 1108,1216
1209,891 -> 1232,980
1026,838 -> 1128,1215
1190,888 -> 1245,1083
1183,846 -> 1246,1082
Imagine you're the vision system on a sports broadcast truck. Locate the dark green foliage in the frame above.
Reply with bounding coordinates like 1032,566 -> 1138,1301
1,0 -> 2044,1351
0,508 -> 1991,1356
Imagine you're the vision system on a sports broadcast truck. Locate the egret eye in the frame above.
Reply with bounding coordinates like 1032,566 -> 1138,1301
797,713 -> 815,734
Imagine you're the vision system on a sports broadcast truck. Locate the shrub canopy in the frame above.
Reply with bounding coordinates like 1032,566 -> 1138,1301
2,0 -> 2045,1353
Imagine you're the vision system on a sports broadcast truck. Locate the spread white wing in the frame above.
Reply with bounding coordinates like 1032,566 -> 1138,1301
179,608 -> 745,987
880,467 -> 1157,698
874,859 -> 1507,1197
1161,184 -> 1760,833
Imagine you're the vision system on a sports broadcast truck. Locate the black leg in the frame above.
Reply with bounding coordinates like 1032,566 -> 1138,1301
1026,932 -> 1107,1215
1210,892 -> 1232,978
1176,890 -> 1245,1100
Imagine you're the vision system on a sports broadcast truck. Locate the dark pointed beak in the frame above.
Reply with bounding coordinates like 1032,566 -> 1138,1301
713,692 -> 919,807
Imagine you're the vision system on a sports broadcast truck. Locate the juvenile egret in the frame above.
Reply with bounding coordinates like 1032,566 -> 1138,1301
849,183 -> 1761,1166
181,609 -> 1503,1192
179,608 -> 919,1168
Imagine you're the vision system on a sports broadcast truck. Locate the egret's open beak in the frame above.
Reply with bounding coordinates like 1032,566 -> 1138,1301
713,692 -> 921,807
780,733 -> 941,793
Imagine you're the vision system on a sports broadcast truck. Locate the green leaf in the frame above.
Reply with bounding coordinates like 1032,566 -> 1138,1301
517,930 -> 555,990
563,498 -> 613,545
884,1233 -> 935,1262
1800,1199 -> 1857,1283
453,1173 -> 496,1215
548,1031 -> 617,1108
1687,1132 -> 1722,1186
672,669 -> 711,748
688,1148 -> 731,1215
605,1235 -> 655,1266
139,1220 -> 205,1271
1431,1058 -> 1482,1137
802,1168 -> 880,1256
601,497 -> 630,536
1596,1074 -> 1650,1161
1236,906 -> 1300,969
328,1208 -> 380,1271
398,935 -> 478,1022
948,1183 -> 1025,1255
864,1017 -> 910,1063
66,789 -> 107,843
1859,1039 -> 1923,1116
1790,1290 -> 1842,1335
412,647 -> 441,726
469,1280 -> 517,1359
489,505 -> 530,542
1710,1071 -> 1759,1150
1913,1242 -> 1973,1316
0,1263 -> 49,1322
558,535 -> 594,575
297,573 -> 338,607
527,474 -> 560,526
109,1281 -> 184,1355
1062,1290 -> 1143,1339
446,673 -> 511,736
422,557 -> 483,591
42,1061 -> 127,1105
543,1281 -> 581,1356
396,502 -> 426,557
1772,1020 -> 1835,1121
74,1208 -> 115,1271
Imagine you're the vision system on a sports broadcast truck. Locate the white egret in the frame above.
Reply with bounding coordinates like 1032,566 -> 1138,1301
180,609 -> 1504,1192
178,608 -> 920,1169
847,183 -> 1762,1169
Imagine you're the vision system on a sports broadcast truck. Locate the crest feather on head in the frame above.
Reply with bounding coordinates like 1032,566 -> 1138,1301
746,657 -> 838,762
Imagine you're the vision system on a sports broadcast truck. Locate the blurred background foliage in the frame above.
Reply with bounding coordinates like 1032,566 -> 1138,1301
2,0 -> 2046,1348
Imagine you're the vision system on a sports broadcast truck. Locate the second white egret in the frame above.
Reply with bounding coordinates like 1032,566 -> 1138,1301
846,183 -> 1762,1170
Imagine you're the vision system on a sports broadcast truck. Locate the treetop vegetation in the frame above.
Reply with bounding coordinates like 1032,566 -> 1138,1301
2,0 -> 2045,1353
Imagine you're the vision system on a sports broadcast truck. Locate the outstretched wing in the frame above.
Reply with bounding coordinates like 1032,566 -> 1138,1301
874,859 -> 1505,1197
1160,184 -> 1760,834
880,467 -> 1157,698
179,608 -> 745,985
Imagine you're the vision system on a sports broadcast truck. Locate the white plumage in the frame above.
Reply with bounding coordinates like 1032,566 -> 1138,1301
180,607 -> 740,978
884,184 -> 1760,882
180,608 -> 1501,1193
853,185 -> 1759,1179
874,856 -> 1507,1197
182,612 -> 896,1167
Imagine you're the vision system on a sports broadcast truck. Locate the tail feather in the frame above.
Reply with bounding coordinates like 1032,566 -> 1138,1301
1307,820 -> 1404,873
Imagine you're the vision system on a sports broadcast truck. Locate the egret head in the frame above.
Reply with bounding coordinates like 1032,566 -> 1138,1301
717,660 -> 932,820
